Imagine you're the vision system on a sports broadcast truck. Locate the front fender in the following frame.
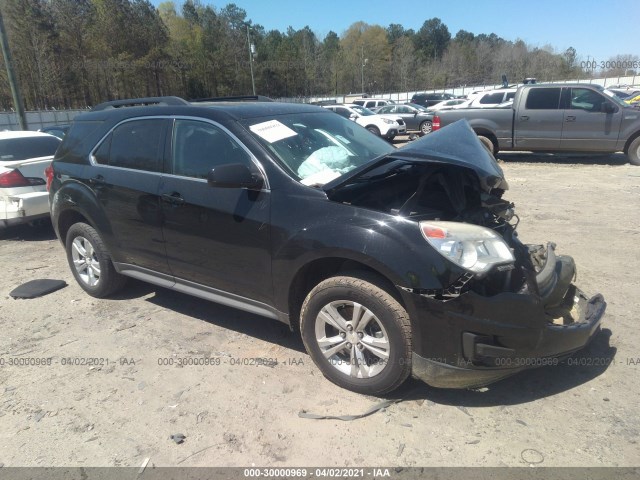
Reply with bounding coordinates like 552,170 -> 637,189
270,195 -> 467,313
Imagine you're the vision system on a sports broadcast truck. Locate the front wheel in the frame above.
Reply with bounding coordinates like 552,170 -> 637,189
300,275 -> 412,395
419,121 -> 432,135
628,136 -> 640,166
366,126 -> 381,137
478,135 -> 498,156
65,222 -> 127,298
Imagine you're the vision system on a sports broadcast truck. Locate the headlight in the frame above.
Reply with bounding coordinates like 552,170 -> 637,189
381,118 -> 395,124
419,221 -> 514,274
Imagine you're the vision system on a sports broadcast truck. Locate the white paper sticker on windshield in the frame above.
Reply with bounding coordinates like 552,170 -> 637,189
250,120 -> 297,143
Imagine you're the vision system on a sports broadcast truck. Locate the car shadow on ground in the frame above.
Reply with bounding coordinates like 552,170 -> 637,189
496,152 -> 629,166
111,281 -> 615,405
0,220 -> 57,242
137,284 -> 307,354
392,328 -> 616,407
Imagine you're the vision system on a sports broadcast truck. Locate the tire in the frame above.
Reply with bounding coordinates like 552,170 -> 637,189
65,222 -> 127,298
386,134 -> 396,142
366,126 -> 381,137
419,121 -> 432,136
478,135 -> 498,156
628,136 -> 640,166
300,275 -> 412,395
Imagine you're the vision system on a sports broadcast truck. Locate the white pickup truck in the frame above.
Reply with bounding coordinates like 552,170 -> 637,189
0,131 -> 61,228
433,83 -> 640,165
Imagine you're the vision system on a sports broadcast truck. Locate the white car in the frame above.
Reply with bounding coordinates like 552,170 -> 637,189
0,131 -> 61,229
426,98 -> 469,111
456,88 -> 517,109
322,104 -> 406,140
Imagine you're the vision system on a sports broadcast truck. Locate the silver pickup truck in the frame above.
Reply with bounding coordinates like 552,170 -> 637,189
433,83 -> 640,165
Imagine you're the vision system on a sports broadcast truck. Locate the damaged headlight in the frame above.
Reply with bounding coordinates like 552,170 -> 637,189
419,221 -> 514,274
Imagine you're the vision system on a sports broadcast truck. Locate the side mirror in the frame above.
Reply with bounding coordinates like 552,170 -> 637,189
207,163 -> 264,190
349,113 -> 357,120
601,103 -> 616,114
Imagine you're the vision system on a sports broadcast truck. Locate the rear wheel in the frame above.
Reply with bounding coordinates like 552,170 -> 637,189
366,126 -> 381,137
65,222 -> 126,298
628,136 -> 640,166
419,121 -> 432,135
300,275 -> 412,395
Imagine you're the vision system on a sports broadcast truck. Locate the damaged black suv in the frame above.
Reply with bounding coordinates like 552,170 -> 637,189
48,96 -> 606,395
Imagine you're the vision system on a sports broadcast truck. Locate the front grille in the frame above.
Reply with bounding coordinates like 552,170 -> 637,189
397,120 -> 405,125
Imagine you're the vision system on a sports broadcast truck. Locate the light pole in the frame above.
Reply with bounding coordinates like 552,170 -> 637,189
360,45 -> 367,94
246,25 -> 256,95
0,10 -> 27,129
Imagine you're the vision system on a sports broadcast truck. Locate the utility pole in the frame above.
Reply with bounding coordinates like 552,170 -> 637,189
360,45 -> 367,93
0,9 -> 27,129
246,25 -> 256,95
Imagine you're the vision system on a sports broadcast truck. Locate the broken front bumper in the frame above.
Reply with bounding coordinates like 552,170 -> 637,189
404,246 -> 607,389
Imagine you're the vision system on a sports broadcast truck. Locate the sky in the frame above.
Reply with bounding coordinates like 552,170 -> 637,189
153,0 -> 639,64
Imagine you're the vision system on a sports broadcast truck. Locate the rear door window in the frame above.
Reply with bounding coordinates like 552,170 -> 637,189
0,136 -> 60,161
525,88 -> 562,109
94,119 -> 166,172
479,92 -> 505,104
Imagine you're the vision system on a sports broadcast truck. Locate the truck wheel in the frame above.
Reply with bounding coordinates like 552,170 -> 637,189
300,275 -> 412,395
628,136 -> 640,166
366,126 -> 381,137
419,121 -> 432,135
478,135 -> 498,156
65,222 -> 127,298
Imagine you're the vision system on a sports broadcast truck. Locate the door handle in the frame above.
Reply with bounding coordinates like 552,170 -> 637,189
520,115 -> 529,121
89,175 -> 105,185
161,192 -> 185,205
566,116 -> 576,122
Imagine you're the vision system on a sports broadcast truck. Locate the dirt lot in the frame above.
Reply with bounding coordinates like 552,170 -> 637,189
1,149 -> 639,468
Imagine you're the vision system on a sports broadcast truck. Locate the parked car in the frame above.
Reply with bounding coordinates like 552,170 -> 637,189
464,88 -> 517,108
38,124 -> 70,139
322,103 -> 406,140
49,96 -> 606,394
352,98 -> 395,110
376,104 -> 434,135
0,131 -> 61,228
410,92 -> 456,108
433,83 -> 640,165
426,99 -> 469,111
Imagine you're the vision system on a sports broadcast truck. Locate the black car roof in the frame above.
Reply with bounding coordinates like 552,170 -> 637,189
74,101 -> 326,124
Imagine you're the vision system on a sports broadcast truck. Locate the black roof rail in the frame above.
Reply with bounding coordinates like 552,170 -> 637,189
91,96 -> 189,111
190,95 -> 274,103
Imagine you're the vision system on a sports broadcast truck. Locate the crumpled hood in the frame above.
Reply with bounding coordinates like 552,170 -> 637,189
324,120 -> 508,194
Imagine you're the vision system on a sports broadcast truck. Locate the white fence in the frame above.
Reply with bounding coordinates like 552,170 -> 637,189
0,109 -> 87,131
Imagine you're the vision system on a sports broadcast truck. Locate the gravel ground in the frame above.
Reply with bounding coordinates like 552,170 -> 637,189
0,149 -> 638,468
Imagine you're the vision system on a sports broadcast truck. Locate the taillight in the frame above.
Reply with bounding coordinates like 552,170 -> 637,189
432,115 -> 441,131
0,169 -> 31,188
45,164 -> 54,191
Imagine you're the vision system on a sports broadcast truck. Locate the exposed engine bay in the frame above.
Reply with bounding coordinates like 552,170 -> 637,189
327,160 -> 561,301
